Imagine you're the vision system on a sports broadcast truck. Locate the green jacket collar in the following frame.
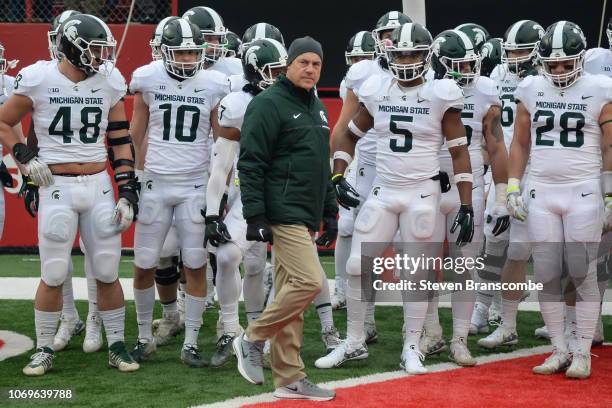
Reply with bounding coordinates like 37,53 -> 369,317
277,74 -> 317,106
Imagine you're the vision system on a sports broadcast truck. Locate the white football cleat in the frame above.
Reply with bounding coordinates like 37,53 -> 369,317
53,315 -> 85,351
153,311 -> 181,346
534,325 -> 550,339
419,327 -> 447,356
315,341 -> 368,369
83,312 -> 103,353
565,351 -> 591,379
532,348 -> 571,375
477,325 -> 518,349
400,344 -> 427,375
449,338 -> 476,367
469,302 -> 489,335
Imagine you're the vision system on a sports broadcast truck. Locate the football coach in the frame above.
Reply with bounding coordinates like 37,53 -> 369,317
233,36 -> 338,401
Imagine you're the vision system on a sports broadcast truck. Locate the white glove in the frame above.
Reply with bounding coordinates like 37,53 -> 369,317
506,178 -> 528,222
25,157 -> 54,186
112,197 -> 134,232
604,196 -> 612,232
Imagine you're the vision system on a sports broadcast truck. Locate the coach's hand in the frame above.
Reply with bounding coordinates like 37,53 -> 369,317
205,215 -> 232,246
451,204 -> 474,246
246,216 -> 273,244
18,175 -> 39,217
331,173 -> 360,210
316,216 -> 338,247
506,178 -> 527,222
0,161 -> 13,188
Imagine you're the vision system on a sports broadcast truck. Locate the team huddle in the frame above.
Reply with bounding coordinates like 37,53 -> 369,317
0,5 -> 610,392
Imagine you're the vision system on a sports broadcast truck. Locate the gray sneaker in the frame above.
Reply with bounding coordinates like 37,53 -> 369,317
181,344 -> 208,368
273,377 -> 335,401
211,333 -> 236,367
233,333 -> 264,385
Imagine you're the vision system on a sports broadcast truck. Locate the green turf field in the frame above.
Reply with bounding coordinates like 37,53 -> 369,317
1,254 -> 611,407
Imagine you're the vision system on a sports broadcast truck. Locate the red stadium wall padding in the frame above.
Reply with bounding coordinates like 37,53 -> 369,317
1,95 -> 343,248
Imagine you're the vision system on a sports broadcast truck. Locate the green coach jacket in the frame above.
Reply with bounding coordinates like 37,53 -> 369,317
237,75 -> 338,232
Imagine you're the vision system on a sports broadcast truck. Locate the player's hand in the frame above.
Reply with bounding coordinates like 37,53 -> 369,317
490,205 -> 510,236
18,175 -> 39,217
315,216 -> 338,247
0,161 -> 13,188
112,197 -> 134,232
506,178 -> 527,221
604,196 -> 612,232
331,173 -> 360,209
24,157 -> 54,187
450,204 -> 474,246
246,216 -> 273,244
205,215 -> 232,246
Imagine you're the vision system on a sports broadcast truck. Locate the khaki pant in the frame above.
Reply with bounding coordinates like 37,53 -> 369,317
246,224 -> 323,387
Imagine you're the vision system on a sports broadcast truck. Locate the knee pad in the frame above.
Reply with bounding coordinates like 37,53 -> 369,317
354,203 -> 381,233
346,255 -> 362,277
155,263 -> 180,286
41,258 -> 70,287
181,247 -> 207,270
41,210 -> 75,243
338,213 -> 354,237
135,246 -> 160,270
92,251 -> 120,283
407,207 -> 436,239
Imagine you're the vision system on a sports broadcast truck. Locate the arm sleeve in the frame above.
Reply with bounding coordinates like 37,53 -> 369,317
237,96 -> 281,220
206,137 -> 239,216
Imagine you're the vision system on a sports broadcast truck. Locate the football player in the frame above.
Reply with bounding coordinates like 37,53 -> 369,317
423,29 -> 509,367
129,18 -> 229,367
331,10 -> 412,345
473,20 -> 544,348
0,14 -> 139,376
334,30 -> 376,312
317,22 -> 474,374
507,21 -> 611,379
0,42 -> 21,240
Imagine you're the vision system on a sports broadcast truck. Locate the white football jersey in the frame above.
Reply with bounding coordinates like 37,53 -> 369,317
209,57 -> 243,77
130,60 -> 229,175
0,74 -> 14,105
346,59 -> 389,166
228,74 -> 247,93
359,75 -> 464,185
490,64 -> 520,150
439,76 -> 500,178
515,73 -> 612,183
584,48 -> 612,77
12,60 -> 126,165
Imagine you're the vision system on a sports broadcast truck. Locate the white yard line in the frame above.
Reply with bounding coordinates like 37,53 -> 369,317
194,345 -> 556,408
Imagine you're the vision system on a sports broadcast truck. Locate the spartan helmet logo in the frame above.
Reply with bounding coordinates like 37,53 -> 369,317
481,43 -> 492,58
246,45 -> 260,68
146,180 -> 153,190
432,37 -> 444,56
51,190 -> 60,200
473,28 -> 485,46
534,24 -> 545,39
184,10 -> 195,17
63,20 -> 82,43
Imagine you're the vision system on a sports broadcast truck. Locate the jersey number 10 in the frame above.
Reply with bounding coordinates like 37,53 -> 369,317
159,104 -> 200,142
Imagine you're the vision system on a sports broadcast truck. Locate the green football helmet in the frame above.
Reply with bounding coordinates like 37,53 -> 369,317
225,31 -> 242,58
455,23 -> 490,51
479,37 -> 502,77
241,22 -> 284,54
243,38 -> 287,91
345,30 -> 376,65
48,10 -> 80,60
160,18 -> 205,79
150,16 -> 179,61
537,21 -> 587,89
386,22 -> 432,82
182,6 -> 227,64
373,11 -> 412,57
501,20 -> 544,74
431,29 -> 481,87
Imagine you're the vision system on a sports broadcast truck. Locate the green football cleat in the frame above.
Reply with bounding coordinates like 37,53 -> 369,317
23,347 -> 55,376
109,341 -> 140,372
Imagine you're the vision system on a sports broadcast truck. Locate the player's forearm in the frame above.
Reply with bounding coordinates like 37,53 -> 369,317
332,128 -> 359,176
508,139 -> 529,180
0,121 -> 20,150
206,137 -> 238,216
449,146 -> 473,205
488,143 -> 508,185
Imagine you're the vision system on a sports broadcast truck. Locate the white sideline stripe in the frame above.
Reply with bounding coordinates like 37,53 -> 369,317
2,277 -> 612,316
193,345 -> 555,408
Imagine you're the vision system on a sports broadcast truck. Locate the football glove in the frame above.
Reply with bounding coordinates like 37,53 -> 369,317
506,178 -> 528,221
18,175 -> 39,218
331,173 -> 360,210
604,195 -> 612,232
490,183 -> 510,236
205,215 -> 232,247
315,216 -> 338,247
246,216 -> 273,244
450,204 -> 474,246
13,143 -> 53,187
112,180 -> 139,231
0,161 -> 13,188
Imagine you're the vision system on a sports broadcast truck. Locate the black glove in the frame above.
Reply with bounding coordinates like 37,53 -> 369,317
450,204 -> 474,246
331,173 -> 360,210
315,216 -> 338,247
246,216 -> 273,244
0,161 -> 13,188
491,215 -> 510,237
18,175 -> 39,218
205,215 -> 232,247
118,179 -> 139,219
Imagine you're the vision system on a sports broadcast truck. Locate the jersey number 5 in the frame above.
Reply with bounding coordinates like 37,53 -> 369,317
389,115 -> 413,153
